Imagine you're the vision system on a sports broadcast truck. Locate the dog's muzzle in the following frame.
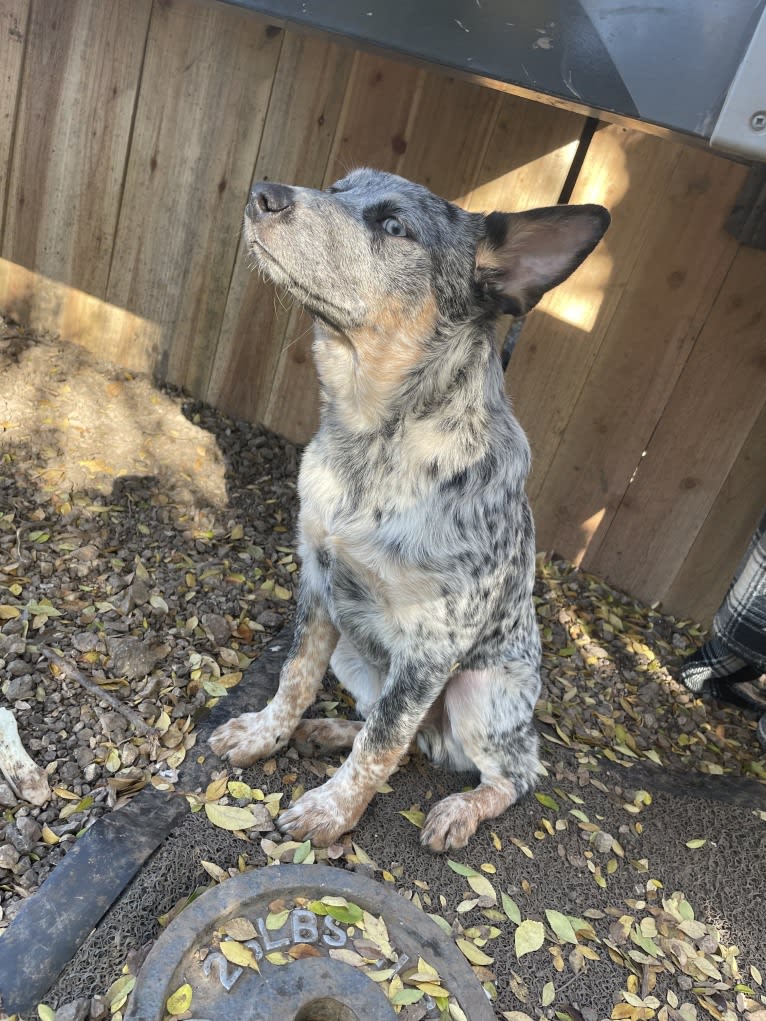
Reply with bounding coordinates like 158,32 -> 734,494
246,181 -> 296,221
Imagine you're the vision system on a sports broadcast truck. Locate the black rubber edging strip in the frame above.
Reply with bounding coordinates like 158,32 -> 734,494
0,629 -> 290,1015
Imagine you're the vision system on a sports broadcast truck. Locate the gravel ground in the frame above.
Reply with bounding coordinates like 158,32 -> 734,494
1,316 -> 764,1017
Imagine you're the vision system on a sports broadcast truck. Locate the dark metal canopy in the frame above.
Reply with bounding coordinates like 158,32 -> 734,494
224,0 -> 766,160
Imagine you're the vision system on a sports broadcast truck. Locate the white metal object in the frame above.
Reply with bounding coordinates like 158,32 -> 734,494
711,6 -> 766,160
0,707 -> 51,805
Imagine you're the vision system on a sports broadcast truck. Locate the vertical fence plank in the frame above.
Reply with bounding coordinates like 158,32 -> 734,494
205,30 -> 354,424
464,91 -> 585,214
590,243 -> 766,608
0,0 -> 29,246
509,125 -> 683,506
663,404 -> 766,623
2,0 -> 151,298
395,73 -> 500,202
531,148 -> 745,568
324,51 -> 426,184
105,0 -> 282,390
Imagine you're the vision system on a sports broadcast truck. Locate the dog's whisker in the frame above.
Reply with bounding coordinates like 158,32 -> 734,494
281,319 -> 314,352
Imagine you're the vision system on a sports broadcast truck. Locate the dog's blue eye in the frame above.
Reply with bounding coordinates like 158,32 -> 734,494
382,217 -> 408,237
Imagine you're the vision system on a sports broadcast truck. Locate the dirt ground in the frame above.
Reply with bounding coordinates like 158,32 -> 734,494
0,314 -> 764,1020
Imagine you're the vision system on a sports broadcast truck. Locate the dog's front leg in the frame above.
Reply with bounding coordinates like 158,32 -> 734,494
209,596 -> 338,767
278,657 -> 444,845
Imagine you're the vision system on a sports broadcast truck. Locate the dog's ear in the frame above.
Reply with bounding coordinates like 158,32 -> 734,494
475,205 -> 610,316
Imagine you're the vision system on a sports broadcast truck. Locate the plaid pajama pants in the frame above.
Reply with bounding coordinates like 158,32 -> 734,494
678,509 -> 766,747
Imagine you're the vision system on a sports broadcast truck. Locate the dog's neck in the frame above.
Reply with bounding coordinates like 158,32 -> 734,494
312,316 -> 508,473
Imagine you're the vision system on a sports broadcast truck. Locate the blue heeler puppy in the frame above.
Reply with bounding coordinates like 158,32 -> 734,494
210,169 -> 609,851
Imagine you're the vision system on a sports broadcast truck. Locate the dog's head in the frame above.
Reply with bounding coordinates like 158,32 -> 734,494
245,167 -> 609,328
244,169 -> 608,424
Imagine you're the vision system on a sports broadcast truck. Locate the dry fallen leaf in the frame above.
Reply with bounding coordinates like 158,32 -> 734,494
514,919 -> 545,959
165,982 -> 193,1014
204,802 -> 258,831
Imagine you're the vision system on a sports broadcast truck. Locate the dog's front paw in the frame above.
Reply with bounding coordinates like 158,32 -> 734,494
209,710 -> 287,766
278,783 -> 361,846
421,793 -> 479,852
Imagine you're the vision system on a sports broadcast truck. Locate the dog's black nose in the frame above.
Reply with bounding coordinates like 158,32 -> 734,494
247,181 -> 295,218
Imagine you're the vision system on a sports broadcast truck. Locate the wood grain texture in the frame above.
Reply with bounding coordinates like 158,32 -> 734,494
324,50 -> 425,183
0,0 -> 29,245
464,90 -> 585,214
508,124 -> 683,503
533,147 -> 746,567
206,30 -> 354,423
662,403 -> 766,624
590,243 -> 766,609
395,72 -> 500,203
3,0 -> 151,295
105,0 -> 282,391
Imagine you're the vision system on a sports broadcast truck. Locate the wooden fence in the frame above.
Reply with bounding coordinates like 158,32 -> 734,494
1,0 -> 765,624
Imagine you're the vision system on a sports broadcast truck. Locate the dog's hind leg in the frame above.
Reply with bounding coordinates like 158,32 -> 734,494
420,659 -> 541,852
328,634 -> 385,718
210,594 -> 338,766
291,718 -> 364,757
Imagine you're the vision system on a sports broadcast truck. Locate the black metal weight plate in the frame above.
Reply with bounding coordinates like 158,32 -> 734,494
125,864 -> 495,1021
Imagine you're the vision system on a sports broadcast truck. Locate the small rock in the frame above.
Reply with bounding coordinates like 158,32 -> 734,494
16,815 -> 42,847
55,998 -> 90,1021
591,830 -> 614,854
125,941 -> 153,975
72,632 -> 101,653
58,760 -> 81,782
90,995 -> 108,1020
15,867 -> 37,890
0,636 -> 26,657
107,637 -> 168,680
0,782 -> 18,808
2,674 -> 36,701
75,746 -> 95,768
201,612 -> 230,646
257,609 -> 284,629
0,843 -> 20,870
100,711 -> 129,740
127,577 -> 151,608
248,803 -> 276,831
135,674 -> 163,700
